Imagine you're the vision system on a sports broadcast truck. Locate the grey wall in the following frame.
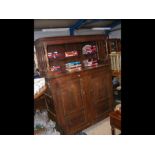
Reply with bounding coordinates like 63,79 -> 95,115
34,24 -> 121,41
74,29 -> 106,36
109,24 -> 121,39
34,30 -> 69,41
34,29 -> 106,41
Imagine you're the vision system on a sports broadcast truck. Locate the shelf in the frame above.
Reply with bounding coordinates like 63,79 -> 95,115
48,55 -> 81,62
46,64 -> 109,79
48,53 -> 97,61
35,35 -> 110,77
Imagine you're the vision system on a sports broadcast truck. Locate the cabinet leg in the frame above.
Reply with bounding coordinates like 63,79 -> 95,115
111,127 -> 115,135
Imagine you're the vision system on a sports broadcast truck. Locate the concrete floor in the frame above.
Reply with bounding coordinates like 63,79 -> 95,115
83,117 -> 121,135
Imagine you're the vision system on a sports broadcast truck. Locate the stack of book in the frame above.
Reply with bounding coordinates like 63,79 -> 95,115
65,61 -> 82,72
34,78 -> 45,96
65,51 -> 78,57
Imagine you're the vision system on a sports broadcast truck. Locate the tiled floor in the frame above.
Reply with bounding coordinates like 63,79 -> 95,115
83,117 -> 121,135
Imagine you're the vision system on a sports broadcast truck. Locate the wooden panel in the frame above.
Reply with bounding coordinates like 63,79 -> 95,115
34,95 -> 47,111
54,77 -> 84,117
93,99 -> 110,119
108,39 -> 121,54
86,70 -> 109,102
65,109 -> 88,134
47,110 -> 57,122
110,111 -> 121,130
50,74 -> 89,134
117,40 -> 121,52
35,35 -> 114,134
35,44 -> 48,76
45,95 -> 56,113
84,67 -> 113,121
96,40 -> 107,60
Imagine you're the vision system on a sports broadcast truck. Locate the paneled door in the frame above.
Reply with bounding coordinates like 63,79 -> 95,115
52,75 -> 88,134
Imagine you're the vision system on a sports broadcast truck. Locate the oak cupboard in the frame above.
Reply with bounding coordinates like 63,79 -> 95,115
35,35 -> 113,134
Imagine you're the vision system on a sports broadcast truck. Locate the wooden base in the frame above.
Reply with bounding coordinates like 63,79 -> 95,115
109,110 -> 121,135
112,70 -> 121,77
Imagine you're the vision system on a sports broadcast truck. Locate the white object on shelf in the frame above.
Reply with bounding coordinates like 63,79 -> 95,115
34,78 -> 45,95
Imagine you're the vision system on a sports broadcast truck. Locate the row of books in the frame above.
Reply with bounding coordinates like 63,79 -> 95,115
50,59 -> 98,73
65,61 -> 82,72
47,45 -> 97,59
48,51 -> 78,59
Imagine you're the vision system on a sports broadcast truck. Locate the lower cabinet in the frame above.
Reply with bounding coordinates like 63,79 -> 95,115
84,68 -> 113,123
45,65 -> 113,134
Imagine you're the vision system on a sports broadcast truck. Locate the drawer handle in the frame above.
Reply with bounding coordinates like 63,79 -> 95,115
78,74 -> 80,77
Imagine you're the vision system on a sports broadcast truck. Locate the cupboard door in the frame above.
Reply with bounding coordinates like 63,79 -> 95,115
85,69 -> 113,121
56,77 -> 84,116
52,76 -> 88,133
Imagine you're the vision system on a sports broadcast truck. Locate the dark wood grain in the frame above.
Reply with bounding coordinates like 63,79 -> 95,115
107,39 -> 121,54
35,35 -> 113,134
109,111 -> 121,135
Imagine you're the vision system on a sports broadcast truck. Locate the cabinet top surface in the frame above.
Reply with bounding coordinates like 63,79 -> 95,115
35,35 -> 108,45
45,64 -> 110,80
